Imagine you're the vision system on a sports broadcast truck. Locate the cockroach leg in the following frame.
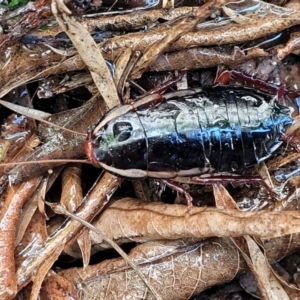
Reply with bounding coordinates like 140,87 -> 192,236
216,70 -> 280,93
215,70 -> 231,85
159,179 -> 193,211
215,69 -> 300,108
148,73 -> 185,95
192,175 -> 277,199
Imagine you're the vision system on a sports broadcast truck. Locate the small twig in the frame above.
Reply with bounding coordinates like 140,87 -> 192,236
45,201 -> 162,300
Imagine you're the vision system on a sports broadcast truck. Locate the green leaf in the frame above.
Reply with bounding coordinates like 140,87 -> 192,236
8,0 -> 28,8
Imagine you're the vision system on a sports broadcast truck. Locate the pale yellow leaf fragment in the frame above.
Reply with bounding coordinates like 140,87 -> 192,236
213,184 -> 238,210
52,0 -> 120,109
0,100 -> 51,120
244,235 -> 289,300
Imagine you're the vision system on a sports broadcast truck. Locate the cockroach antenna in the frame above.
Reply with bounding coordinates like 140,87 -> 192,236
0,159 -> 92,168
31,117 -> 88,137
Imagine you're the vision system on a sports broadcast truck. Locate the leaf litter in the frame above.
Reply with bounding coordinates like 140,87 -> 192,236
1,0 -> 300,299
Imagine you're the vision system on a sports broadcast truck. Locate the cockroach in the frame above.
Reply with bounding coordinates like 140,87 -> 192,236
1,71 -> 298,206
85,85 -> 293,180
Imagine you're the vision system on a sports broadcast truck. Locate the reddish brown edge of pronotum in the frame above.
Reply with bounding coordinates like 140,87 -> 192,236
85,132 -> 100,167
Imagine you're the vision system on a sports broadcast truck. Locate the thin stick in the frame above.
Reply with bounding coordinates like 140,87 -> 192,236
33,118 -> 87,137
45,201 -> 162,300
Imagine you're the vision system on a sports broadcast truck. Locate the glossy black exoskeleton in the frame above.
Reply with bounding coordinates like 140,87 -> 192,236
85,86 -> 293,179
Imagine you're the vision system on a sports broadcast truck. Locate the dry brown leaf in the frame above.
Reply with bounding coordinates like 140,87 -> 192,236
0,100 -> 51,120
58,233 -> 300,299
84,6 -> 199,31
39,270 -> 79,299
276,32 -> 300,61
15,209 -> 48,268
59,238 -> 240,299
149,46 -> 267,72
15,210 -> 49,300
30,243 -> 66,300
14,169 -> 63,259
15,177 -> 49,246
90,198 -> 300,248
101,14 -> 300,64
76,231 -> 92,269
255,162 -> 274,190
0,0 -> 52,51
0,43 -> 66,99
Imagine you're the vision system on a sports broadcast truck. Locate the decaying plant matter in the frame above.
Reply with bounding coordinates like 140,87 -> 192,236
1,0 -> 300,299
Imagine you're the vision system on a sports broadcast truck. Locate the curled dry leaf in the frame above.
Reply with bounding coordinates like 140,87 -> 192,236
0,43 -> 65,99
15,176 -> 49,246
276,32 -> 300,61
0,177 -> 42,300
61,164 -> 92,267
101,14 -> 300,63
0,100 -> 51,120
30,242 -> 66,300
89,198 -> 300,248
84,6 -> 200,31
149,46 -> 267,72
59,233 -> 300,299
58,238 -> 241,300
212,183 -> 238,210
60,164 -> 83,212
15,209 -> 48,269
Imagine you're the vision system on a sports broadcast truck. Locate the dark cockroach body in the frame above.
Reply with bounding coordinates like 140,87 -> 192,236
85,86 -> 293,179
